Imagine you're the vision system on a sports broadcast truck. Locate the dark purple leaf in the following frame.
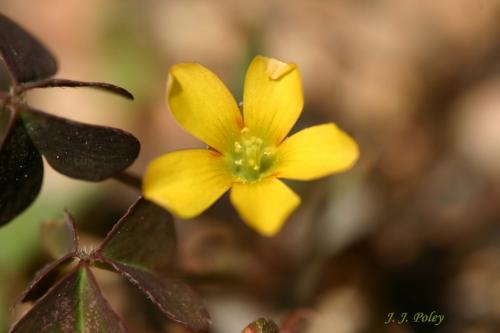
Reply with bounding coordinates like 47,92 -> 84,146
101,260 -> 210,332
97,198 -> 176,271
241,318 -> 280,333
16,253 -> 74,304
0,106 -> 12,149
40,211 -> 79,259
0,106 -> 8,130
9,264 -> 128,333
18,79 -> 134,100
0,119 -> 43,226
95,198 -> 210,331
21,108 -> 140,181
0,14 -> 57,84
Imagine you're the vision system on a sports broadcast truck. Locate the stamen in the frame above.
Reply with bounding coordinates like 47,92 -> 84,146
228,132 -> 275,183
234,141 -> 242,153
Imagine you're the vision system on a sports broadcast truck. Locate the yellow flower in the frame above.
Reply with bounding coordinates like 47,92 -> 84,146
143,56 -> 359,236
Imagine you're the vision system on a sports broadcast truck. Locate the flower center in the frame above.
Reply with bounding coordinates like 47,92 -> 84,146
228,128 -> 275,183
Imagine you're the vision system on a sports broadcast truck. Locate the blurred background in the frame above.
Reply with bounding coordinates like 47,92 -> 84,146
1,0 -> 500,332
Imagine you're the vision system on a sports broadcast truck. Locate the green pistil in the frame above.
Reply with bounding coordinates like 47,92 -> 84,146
227,128 -> 275,183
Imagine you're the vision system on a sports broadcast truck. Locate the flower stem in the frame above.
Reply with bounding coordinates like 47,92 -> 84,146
113,171 -> 142,191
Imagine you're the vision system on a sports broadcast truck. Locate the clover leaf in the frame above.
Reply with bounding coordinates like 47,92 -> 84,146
9,198 -> 210,333
0,13 -> 140,226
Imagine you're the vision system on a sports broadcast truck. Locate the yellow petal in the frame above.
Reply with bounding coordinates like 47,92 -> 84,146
274,123 -> 359,181
242,56 -> 303,145
230,177 -> 300,236
167,63 -> 243,152
143,149 -> 233,218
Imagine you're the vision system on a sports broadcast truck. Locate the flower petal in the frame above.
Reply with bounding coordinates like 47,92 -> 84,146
243,56 -> 303,145
167,63 -> 243,152
274,123 -> 359,181
230,177 -> 300,236
143,149 -> 233,218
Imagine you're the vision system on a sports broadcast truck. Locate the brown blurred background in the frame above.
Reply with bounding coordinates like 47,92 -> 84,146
1,0 -> 500,332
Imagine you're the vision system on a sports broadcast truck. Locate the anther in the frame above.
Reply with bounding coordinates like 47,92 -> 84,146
234,141 -> 242,152
228,132 -> 275,182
